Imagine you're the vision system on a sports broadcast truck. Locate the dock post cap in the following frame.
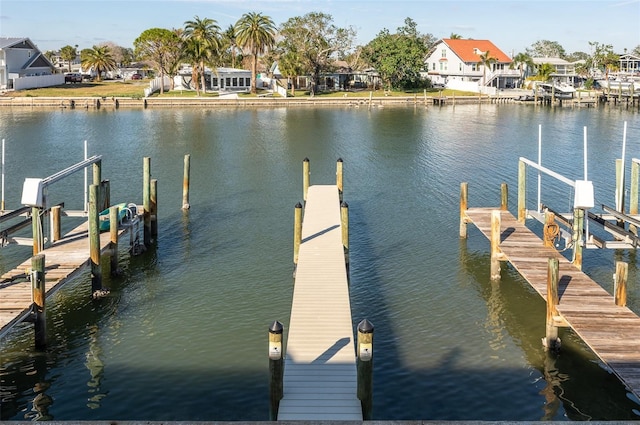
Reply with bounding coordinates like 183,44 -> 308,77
337,158 -> 343,162
341,201 -> 349,208
358,319 -> 374,333
295,202 -> 302,209
303,157 -> 309,162
269,320 -> 283,334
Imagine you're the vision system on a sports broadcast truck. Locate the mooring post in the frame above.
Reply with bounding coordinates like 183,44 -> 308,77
31,207 -> 43,255
302,157 -> 310,203
630,161 -> 639,235
109,205 -> 119,275
31,253 -> 46,349
616,158 -> 625,227
357,319 -> 374,420
89,184 -> 102,295
336,158 -> 344,202
151,178 -> 158,239
101,179 -> 110,212
143,157 -> 151,246
543,210 -> 558,248
93,160 -> 102,211
500,183 -> 508,211
490,210 -> 502,280
614,261 -> 628,307
268,320 -> 284,420
293,202 -> 302,269
182,154 -> 191,210
341,201 -> 349,274
51,205 -> 61,243
544,257 -> 560,351
518,160 -> 527,223
460,182 -> 468,238
572,208 -> 584,270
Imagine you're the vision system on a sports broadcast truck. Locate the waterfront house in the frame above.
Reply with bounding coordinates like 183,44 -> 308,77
618,53 -> 640,77
0,37 -> 61,90
424,38 -> 518,93
531,57 -> 581,86
173,65 -> 253,92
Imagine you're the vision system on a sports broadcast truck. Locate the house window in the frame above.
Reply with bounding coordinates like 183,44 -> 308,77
432,63 -> 436,71
212,78 -> 218,87
439,62 -> 448,71
246,78 -> 251,86
472,63 -> 478,71
232,77 -> 238,86
226,77 -> 231,86
441,49 -> 446,58
459,63 -> 462,71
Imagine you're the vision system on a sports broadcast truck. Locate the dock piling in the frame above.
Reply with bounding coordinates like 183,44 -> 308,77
293,202 -> 302,270
460,182 -> 468,238
109,205 -> 120,275
151,178 -> 158,238
614,261 -> 628,307
357,319 -> 374,420
341,201 -> 349,274
500,183 -> 508,211
490,210 -> 502,280
572,208 -> 584,269
268,320 -> 284,420
336,158 -> 343,202
31,253 -> 46,349
182,154 -> 191,210
51,205 -> 61,243
544,257 -> 560,351
143,157 -> 151,246
89,184 -> 102,296
31,207 -> 43,255
302,158 -> 310,203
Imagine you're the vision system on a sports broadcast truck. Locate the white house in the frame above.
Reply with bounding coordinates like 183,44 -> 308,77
0,37 -> 61,90
173,66 -> 254,92
425,38 -> 518,93
531,57 -> 580,86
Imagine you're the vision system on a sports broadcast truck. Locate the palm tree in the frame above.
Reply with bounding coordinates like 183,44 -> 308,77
81,45 -> 116,81
183,16 -> 221,95
510,52 -> 533,88
60,45 -> 77,72
478,50 -> 496,87
536,63 -> 555,82
449,33 -> 462,39
235,12 -> 276,94
223,25 -> 239,68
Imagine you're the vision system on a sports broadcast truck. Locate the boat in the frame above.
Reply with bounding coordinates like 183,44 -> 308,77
537,82 -> 576,99
99,203 -> 136,232
597,79 -> 640,92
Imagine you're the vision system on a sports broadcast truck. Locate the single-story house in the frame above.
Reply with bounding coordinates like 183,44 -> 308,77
173,66 -> 254,92
424,38 -> 519,93
0,37 -> 61,90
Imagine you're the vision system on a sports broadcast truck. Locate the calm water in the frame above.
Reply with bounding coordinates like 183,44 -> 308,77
0,103 -> 639,421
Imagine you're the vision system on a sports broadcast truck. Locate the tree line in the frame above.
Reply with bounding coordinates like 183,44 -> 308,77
45,12 -> 640,94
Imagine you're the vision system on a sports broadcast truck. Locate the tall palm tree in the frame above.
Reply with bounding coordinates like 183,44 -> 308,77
478,50 -> 497,87
223,24 -> 239,68
235,12 -> 276,94
510,52 -> 533,88
183,16 -> 221,95
81,45 -> 116,81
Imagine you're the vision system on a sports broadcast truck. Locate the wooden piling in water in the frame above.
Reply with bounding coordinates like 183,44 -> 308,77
89,184 -> 102,295
182,154 -> 191,210
518,160 -> 526,223
143,157 -> 151,246
151,178 -> 158,238
615,261 -> 628,307
109,205 -> 119,275
544,257 -> 560,351
269,320 -> 284,420
302,158 -> 310,203
31,253 -> 46,349
543,210 -> 558,248
341,201 -> 349,273
31,207 -> 43,255
490,210 -> 502,280
357,319 -> 374,420
293,202 -> 302,268
336,158 -> 343,201
460,182 -> 468,238
572,208 -> 584,270
500,183 -> 508,211
51,205 -> 61,243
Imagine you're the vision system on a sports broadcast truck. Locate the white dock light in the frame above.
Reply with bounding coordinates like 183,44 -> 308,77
21,178 -> 44,207
574,180 -> 594,209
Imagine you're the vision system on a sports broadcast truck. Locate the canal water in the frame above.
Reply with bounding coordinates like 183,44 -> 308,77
0,103 -> 639,421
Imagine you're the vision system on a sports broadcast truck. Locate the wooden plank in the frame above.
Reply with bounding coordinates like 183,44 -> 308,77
465,207 -> 640,400
278,185 -> 361,421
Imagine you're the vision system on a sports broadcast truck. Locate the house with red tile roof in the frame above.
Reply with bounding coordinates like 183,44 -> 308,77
425,38 -> 519,93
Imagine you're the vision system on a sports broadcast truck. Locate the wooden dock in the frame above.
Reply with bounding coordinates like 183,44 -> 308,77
0,218 -> 135,338
464,207 -> 640,399
278,184 -> 362,420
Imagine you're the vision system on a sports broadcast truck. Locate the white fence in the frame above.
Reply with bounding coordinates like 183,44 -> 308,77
11,74 -> 65,90
144,76 -> 171,97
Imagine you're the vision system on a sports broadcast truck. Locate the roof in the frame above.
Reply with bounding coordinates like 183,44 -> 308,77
532,57 -> 571,65
442,38 -> 512,63
0,37 -> 35,50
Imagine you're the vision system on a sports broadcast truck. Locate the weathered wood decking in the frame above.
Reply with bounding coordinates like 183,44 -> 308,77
0,219 -> 133,338
278,185 -> 361,420
465,207 -> 640,399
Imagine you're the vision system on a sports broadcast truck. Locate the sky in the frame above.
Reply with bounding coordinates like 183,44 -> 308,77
1,0 -> 639,57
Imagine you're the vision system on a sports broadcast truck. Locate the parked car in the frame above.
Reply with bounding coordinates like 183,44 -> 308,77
64,73 -> 82,83
131,73 -> 143,80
